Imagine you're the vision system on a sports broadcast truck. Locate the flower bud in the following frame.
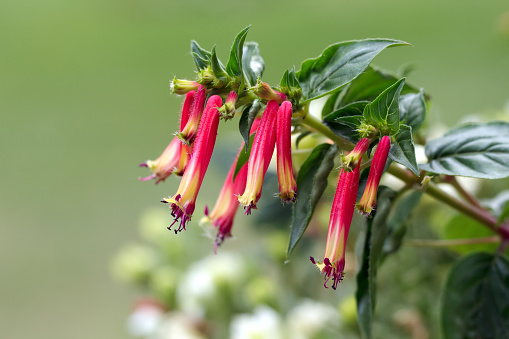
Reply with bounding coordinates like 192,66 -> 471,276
218,91 -> 238,121
169,77 -> 201,95
251,80 -> 287,104
357,135 -> 391,215
276,101 -> 297,203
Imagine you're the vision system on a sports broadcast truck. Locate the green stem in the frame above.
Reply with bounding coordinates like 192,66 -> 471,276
387,165 -> 509,240
301,113 -> 351,148
405,236 -> 500,248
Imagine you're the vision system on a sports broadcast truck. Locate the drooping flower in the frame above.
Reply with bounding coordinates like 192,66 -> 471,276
357,135 -> 391,215
162,95 -> 223,233
238,100 -> 279,214
177,85 -> 207,145
251,80 -> 287,104
140,91 -> 195,183
201,119 -> 261,251
310,165 -> 360,290
276,101 -> 297,203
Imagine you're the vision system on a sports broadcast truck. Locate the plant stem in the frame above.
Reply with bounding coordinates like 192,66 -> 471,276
301,113 -> 351,148
405,236 -> 500,247
387,165 -> 509,240
447,176 -> 485,210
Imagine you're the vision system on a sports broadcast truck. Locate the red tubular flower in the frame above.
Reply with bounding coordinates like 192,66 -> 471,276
358,135 -> 391,215
238,100 -> 279,214
162,95 -> 223,233
177,85 -> 207,144
276,101 -> 297,203
310,165 -> 360,290
252,81 -> 287,103
140,91 -> 195,183
201,119 -> 261,251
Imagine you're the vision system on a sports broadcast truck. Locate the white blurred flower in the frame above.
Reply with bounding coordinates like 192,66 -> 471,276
127,301 -> 165,337
230,306 -> 283,339
177,252 -> 244,316
286,299 -> 338,339
155,312 -> 207,339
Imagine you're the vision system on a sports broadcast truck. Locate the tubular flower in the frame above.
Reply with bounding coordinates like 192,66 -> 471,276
251,80 -> 287,104
169,77 -> 201,95
238,100 -> 279,214
174,92 -> 195,176
357,135 -> 391,215
310,164 -> 360,290
162,95 -> 223,233
276,101 -> 297,203
140,91 -> 195,183
340,138 -> 370,171
177,85 -> 207,145
201,119 -> 261,251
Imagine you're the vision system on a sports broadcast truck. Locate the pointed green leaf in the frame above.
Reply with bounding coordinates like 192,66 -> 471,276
399,90 -> 426,131
295,130 -> 312,149
239,100 -> 261,149
296,39 -> 409,103
233,133 -> 255,180
388,124 -> 419,176
363,78 -> 405,135
210,46 -> 228,83
226,26 -> 250,78
356,187 -> 395,339
242,41 -> 264,87
190,40 -> 212,70
420,121 -> 509,179
442,252 -> 509,339
338,66 -> 422,108
287,144 -> 337,257
323,101 -> 367,143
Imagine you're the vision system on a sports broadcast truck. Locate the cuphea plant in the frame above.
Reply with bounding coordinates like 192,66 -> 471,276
138,26 -> 509,338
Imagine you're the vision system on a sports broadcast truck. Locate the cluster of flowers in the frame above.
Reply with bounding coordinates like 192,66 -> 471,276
141,81 -> 393,289
140,84 -> 297,251
310,136 -> 391,289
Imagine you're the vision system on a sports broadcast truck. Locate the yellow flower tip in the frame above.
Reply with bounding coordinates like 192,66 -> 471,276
278,191 -> 297,204
356,202 -> 374,216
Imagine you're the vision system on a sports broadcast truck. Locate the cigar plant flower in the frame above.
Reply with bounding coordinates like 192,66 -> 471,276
276,101 -> 297,203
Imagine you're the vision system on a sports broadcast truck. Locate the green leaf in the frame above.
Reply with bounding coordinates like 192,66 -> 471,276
442,215 -> 498,255
321,90 -> 342,118
323,101 -> 367,143
388,124 -> 419,176
382,190 -> 423,258
190,40 -> 212,70
226,26 -> 250,78
420,121 -> 509,179
356,187 -> 395,339
233,133 -> 255,180
497,202 -> 509,226
287,144 -> 337,257
441,252 -> 509,339
210,46 -> 228,83
338,66 -> 421,108
363,78 -> 405,135
242,42 -> 264,87
399,90 -> 426,131
297,39 -> 409,103
238,100 -> 261,150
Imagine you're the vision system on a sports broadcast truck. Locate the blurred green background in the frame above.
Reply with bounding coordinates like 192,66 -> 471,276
1,0 -> 509,338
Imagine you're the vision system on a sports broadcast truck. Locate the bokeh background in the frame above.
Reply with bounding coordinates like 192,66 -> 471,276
1,0 -> 509,338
